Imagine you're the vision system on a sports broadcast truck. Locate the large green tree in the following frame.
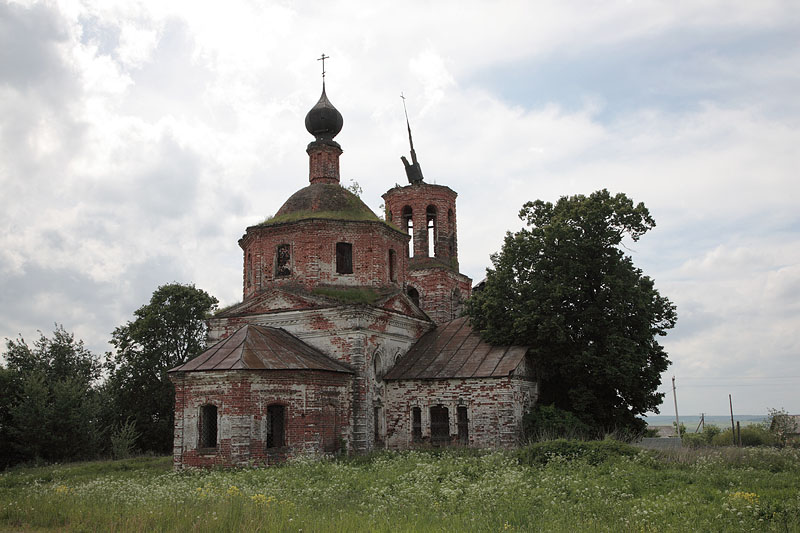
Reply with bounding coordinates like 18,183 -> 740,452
1,326 -> 103,466
105,283 -> 217,453
467,190 -> 676,432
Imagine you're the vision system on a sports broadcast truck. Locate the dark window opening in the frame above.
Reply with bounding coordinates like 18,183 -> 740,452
430,405 -> 449,444
412,407 -> 422,442
457,405 -> 469,445
402,206 -> 413,257
374,406 -> 383,446
336,242 -> 353,274
426,205 -> 437,257
199,404 -> 217,449
266,404 -> 286,449
448,208 -> 453,223
389,249 -> 397,282
276,244 -> 291,277
407,286 -> 420,307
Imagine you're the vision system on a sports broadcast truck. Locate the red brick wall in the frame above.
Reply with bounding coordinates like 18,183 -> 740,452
240,219 -> 409,299
171,370 -> 352,468
382,183 -> 459,265
382,183 -> 472,324
407,268 -> 472,325
307,142 -> 341,184
384,377 -> 538,449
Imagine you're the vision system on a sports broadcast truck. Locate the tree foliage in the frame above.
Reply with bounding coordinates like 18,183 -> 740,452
1,326 -> 103,466
768,408 -> 797,448
105,283 -> 217,453
467,190 -> 676,432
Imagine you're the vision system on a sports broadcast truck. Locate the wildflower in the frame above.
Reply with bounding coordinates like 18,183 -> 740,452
251,493 -> 268,505
730,492 -> 759,506
227,485 -> 241,497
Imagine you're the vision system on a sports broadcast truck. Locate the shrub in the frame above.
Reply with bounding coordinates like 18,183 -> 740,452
711,425 -> 776,447
522,405 -> 591,441
517,438 -> 639,466
682,424 -> 722,447
110,418 -> 140,460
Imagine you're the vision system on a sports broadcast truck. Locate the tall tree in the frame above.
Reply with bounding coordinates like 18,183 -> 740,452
467,190 -> 676,432
105,283 -> 217,453
1,326 -> 103,465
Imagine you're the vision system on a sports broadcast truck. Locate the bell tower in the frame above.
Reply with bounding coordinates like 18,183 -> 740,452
382,99 -> 471,324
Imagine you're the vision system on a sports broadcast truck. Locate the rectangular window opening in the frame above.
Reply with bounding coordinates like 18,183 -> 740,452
457,405 -> 469,445
412,407 -> 422,443
199,404 -> 217,449
276,244 -> 291,277
266,404 -> 286,449
336,242 -> 353,274
430,405 -> 449,445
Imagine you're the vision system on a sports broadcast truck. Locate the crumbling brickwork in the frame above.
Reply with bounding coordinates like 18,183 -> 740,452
382,183 -> 472,324
383,376 -> 538,449
240,219 -> 408,299
169,83 -> 537,469
172,370 -> 352,467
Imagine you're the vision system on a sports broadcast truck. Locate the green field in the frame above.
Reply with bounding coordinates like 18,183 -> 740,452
1,443 -> 799,532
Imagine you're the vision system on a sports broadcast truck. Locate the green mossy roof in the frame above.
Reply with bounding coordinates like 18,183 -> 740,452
259,183 -> 381,226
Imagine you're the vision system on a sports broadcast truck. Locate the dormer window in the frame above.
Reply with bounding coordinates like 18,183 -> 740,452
336,242 -> 353,274
276,244 -> 291,277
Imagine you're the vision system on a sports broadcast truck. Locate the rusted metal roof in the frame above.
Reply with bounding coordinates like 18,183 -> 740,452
169,324 -> 353,374
383,317 -> 528,380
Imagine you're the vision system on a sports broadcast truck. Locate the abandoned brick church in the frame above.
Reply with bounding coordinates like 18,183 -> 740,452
168,81 -> 538,468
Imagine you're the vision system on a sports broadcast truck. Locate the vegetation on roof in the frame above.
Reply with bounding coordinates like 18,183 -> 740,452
213,302 -> 240,316
260,208 -> 381,226
311,286 -> 385,305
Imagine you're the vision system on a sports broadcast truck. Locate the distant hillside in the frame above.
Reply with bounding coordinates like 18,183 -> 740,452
645,415 -> 767,430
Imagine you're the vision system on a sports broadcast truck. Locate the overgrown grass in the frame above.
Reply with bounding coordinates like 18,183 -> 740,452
311,286 -> 384,305
2,446 -> 799,532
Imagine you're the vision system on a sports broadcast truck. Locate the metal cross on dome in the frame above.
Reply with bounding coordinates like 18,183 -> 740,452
318,53 -> 329,79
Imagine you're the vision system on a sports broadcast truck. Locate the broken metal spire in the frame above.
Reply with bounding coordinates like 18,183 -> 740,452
400,93 -> 424,184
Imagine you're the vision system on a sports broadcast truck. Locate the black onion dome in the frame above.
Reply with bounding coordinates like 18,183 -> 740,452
305,85 -> 343,141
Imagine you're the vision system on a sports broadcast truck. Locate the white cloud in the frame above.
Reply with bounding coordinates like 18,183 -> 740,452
1,0 -> 798,415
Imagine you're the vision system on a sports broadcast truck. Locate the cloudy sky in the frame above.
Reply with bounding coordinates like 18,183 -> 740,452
1,0 -> 799,417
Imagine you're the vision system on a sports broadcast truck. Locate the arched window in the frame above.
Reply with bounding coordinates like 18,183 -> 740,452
276,244 -> 291,277
407,286 -> 420,307
199,404 -> 217,450
426,205 -> 437,257
336,242 -> 353,274
402,206 -> 413,257
266,404 -> 286,449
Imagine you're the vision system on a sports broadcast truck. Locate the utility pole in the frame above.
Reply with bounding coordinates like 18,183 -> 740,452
729,394 -> 736,446
695,413 -> 704,434
672,376 -> 681,440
